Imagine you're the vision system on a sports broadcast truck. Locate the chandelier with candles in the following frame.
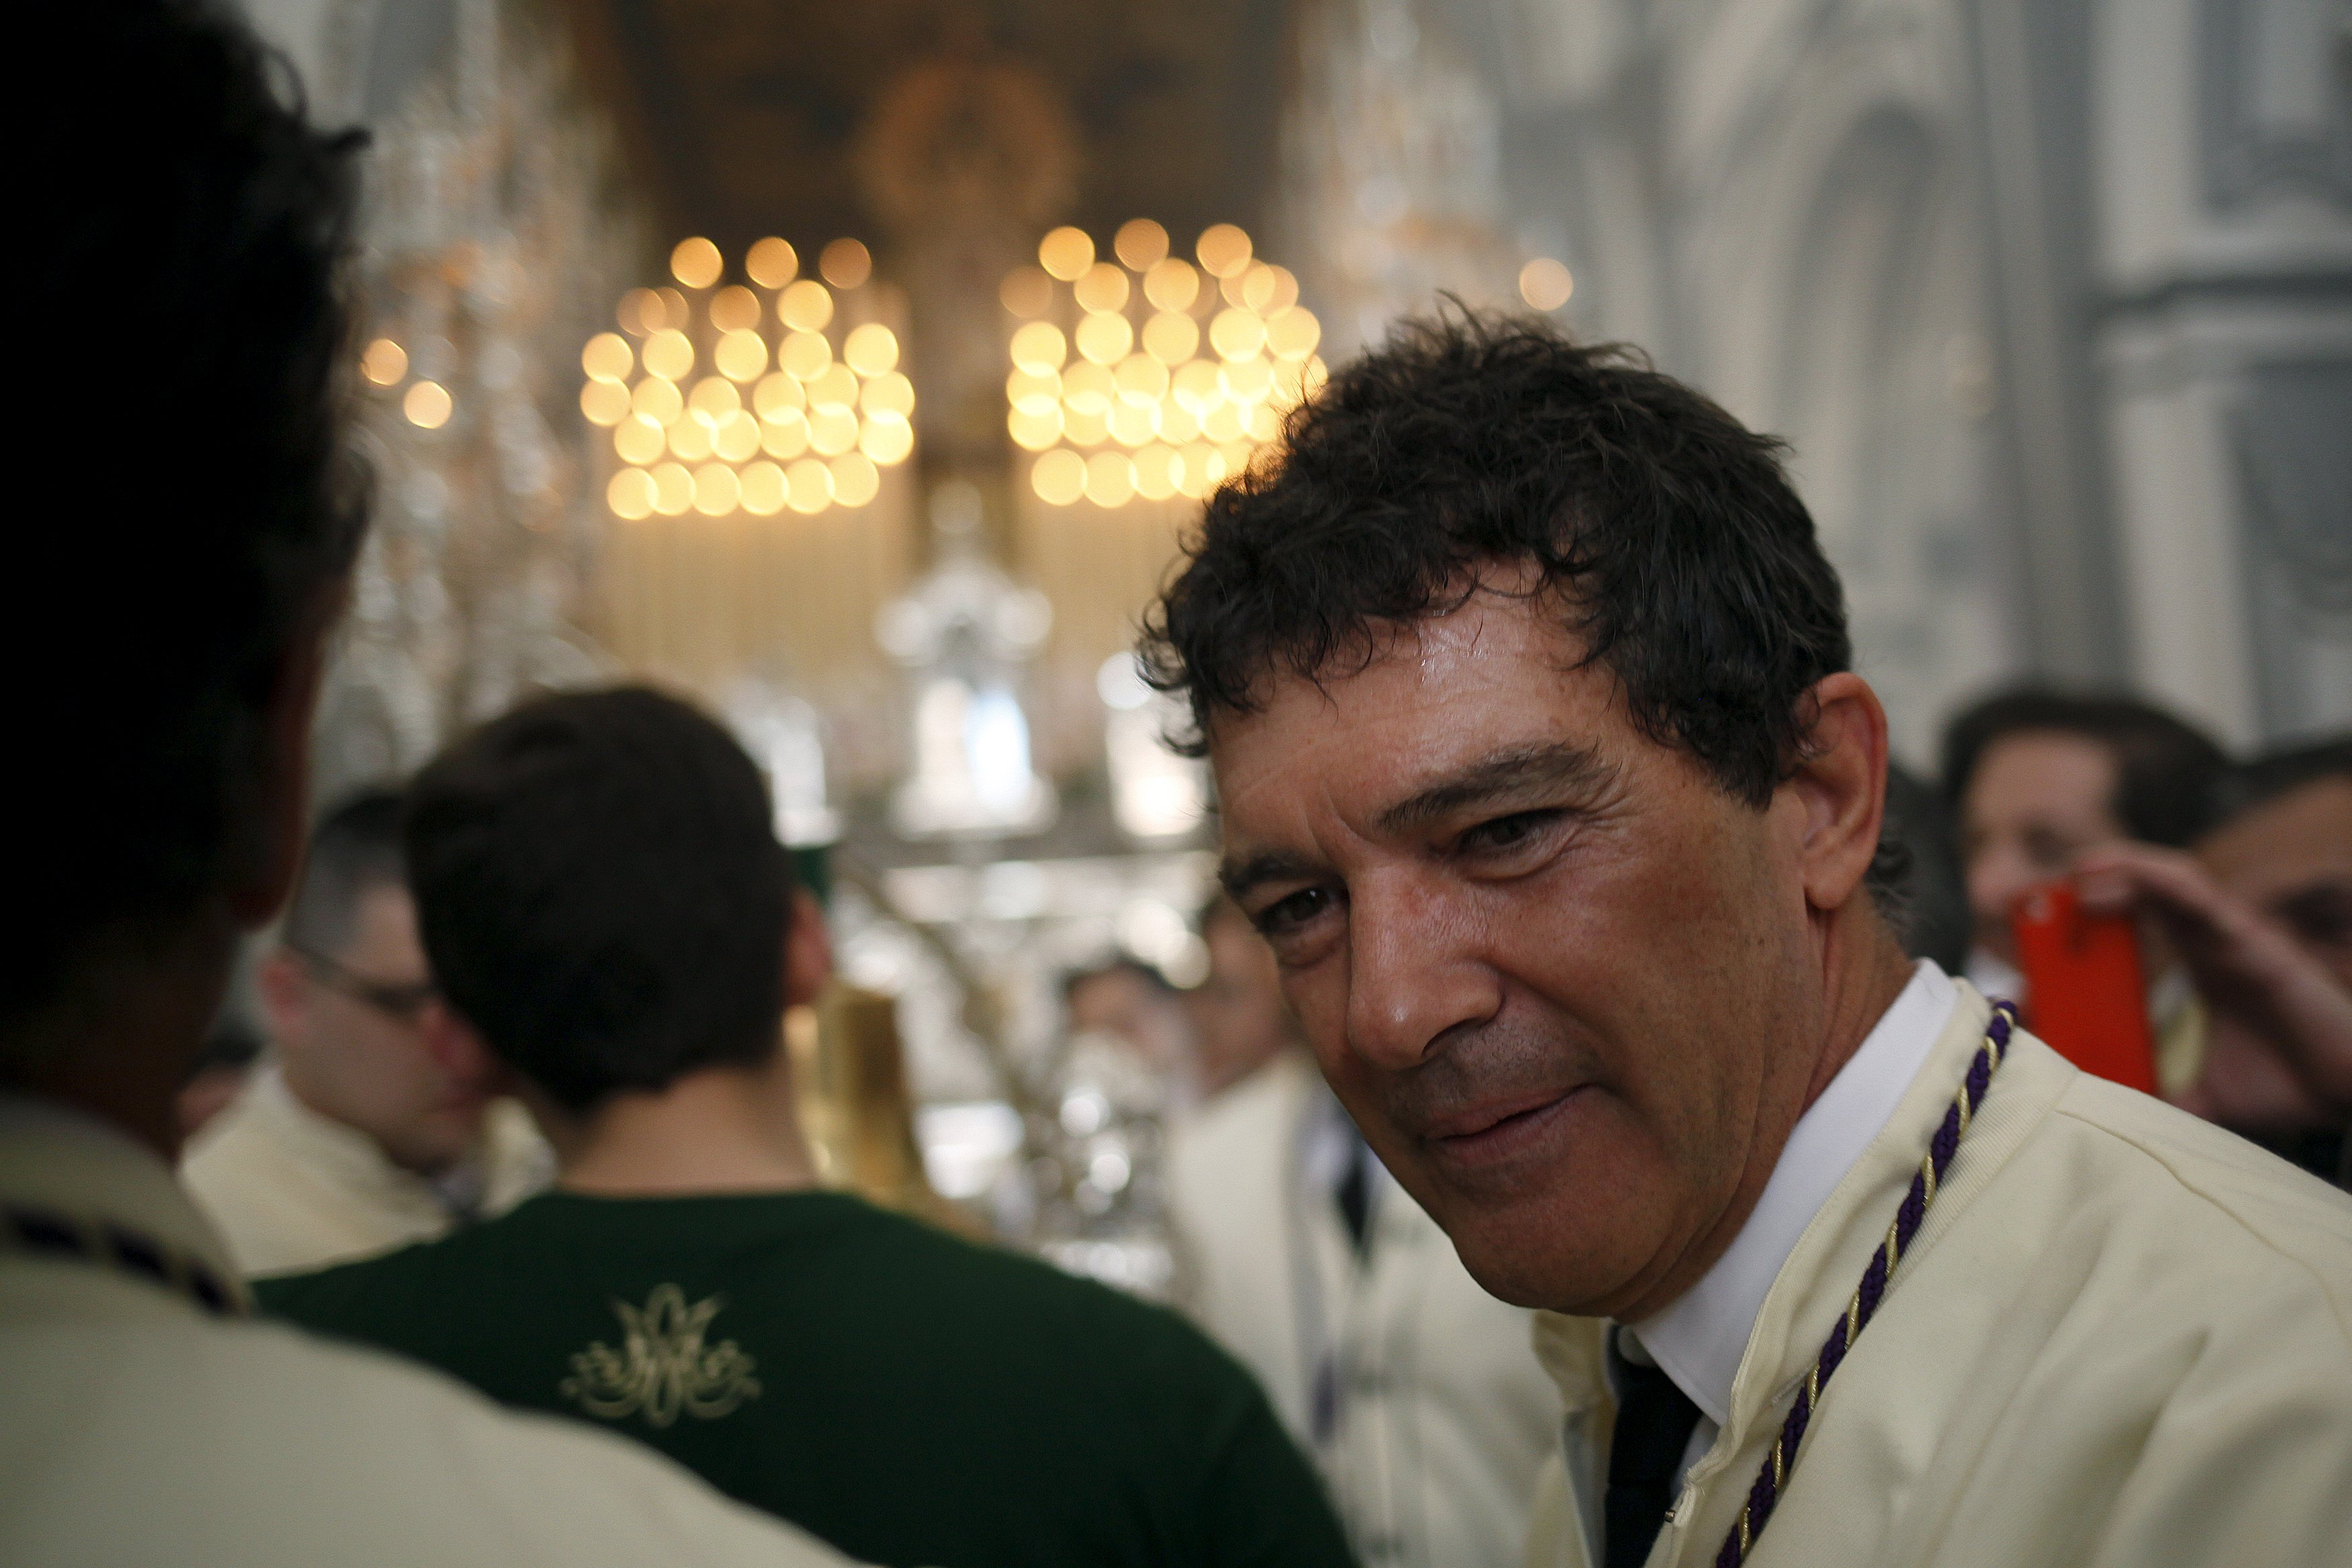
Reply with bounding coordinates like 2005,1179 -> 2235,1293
583,235 -> 917,521
1004,220 -> 1325,507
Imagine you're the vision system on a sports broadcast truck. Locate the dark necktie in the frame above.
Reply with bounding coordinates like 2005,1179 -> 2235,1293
1604,1337 -> 1703,1568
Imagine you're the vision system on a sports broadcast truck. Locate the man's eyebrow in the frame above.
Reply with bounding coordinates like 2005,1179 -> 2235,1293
1218,849 -> 1328,904
1373,741 -> 1615,835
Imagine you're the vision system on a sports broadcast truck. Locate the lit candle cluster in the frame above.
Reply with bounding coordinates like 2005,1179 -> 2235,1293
1004,220 -> 1325,507
360,335 -> 453,429
585,235 -> 915,521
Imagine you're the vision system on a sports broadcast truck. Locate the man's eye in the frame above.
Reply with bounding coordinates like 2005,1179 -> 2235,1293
1259,886 -> 1335,933
1461,810 -> 1557,853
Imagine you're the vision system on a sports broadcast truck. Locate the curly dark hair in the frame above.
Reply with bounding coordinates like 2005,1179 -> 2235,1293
1144,309 -> 1858,803
7,3 -> 368,1030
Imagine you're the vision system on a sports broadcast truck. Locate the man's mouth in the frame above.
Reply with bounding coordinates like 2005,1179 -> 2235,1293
1419,1086 -> 1586,1166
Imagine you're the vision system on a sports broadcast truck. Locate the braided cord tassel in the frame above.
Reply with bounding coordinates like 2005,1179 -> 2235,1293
1711,1001 -> 2017,1567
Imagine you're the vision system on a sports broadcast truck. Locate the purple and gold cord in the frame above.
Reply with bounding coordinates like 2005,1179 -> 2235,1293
1712,1000 -> 2017,1567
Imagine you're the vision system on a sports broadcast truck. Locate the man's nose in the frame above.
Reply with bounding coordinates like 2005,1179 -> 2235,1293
1343,875 -> 1502,1070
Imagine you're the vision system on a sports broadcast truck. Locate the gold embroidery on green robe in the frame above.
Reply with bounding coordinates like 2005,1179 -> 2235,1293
560,1283 -> 761,1427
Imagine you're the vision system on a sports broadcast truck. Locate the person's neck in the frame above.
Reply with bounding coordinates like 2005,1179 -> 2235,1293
1611,909 -> 1915,1322
1,909 -> 238,1161
547,1051 -> 821,1197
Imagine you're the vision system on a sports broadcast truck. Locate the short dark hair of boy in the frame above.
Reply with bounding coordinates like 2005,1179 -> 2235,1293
1939,689 -> 2229,848
1141,309 -> 1904,900
2222,734 -> 2352,824
282,789 -> 408,960
403,687 -> 794,1113
9,1 -> 366,1031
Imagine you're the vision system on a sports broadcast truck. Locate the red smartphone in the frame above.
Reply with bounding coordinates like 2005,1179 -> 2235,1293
2011,881 -> 2159,1094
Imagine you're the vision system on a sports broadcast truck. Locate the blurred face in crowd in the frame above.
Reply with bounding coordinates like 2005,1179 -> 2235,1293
2200,777 -> 2352,992
1067,966 -> 1193,1075
1210,582 -> 1888,1317
1960,731 -> 2126,964
1185,906 -> 1300,1097
259,883 -> 488,1176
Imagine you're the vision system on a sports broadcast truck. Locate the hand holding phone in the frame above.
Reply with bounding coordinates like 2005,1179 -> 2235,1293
2012,880 -> 2160,1095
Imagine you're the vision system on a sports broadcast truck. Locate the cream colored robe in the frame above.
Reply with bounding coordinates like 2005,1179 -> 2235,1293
1,1096 -> 853,1567
1169,1051 -> 1560,1568
1525,983 -> 2352,1568
181,1065 -> 549,1276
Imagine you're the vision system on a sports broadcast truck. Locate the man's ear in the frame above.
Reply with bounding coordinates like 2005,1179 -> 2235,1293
784,887 -> 834,1009
1783,672 -> 1890,916
421,1000 -> 511,1096
255,948 -> 309,1052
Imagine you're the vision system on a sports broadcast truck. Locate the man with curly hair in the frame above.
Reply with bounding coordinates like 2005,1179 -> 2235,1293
1142,311 -> 2352,1568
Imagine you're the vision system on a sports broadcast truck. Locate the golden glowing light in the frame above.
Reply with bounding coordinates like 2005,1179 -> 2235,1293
1009,404 -> 1064,450
859,410 -> 915,465
693,462 -> 741,515
1062,360 -> 1116,416
642,329 -> 695,382
1142,310 -> 1200,365
1210,308 -> 1267,362
1519,257 -> 1574,311
1195,224 -> 1253,279
786,458 -> 833,514
1010,321 -> 1068,374
1171,359 -> 1223,415
632,376 -> 683,426
1085,450 -> 1136,507
808,406 -> 860,455
582,332 -> 634,383
746,237 -> 798,290
687,376 -> 742,426
715,329 -> 768,382
362,337 -> 409,386
830,452 -> 880,507
710,286 -> 761,333
780,329 -> 833,381
755,372 -> 806,419
1008,368 -> 1062,416
1032,447 -> 1086,504
1000,265 -> 1054,318
1116,353 -> 1171,407
607,468 -> 657,519
1220,356 -> 1272,404
670,237 -> 723,290
618,288 -> 665,336
859,370 -> 915,417
1039,226 -> 1095,281
740,460 -> 787,515
1202,401 -> 1245,442
761,408 -> 810,459
580,380 -> 632,426
657,288 -> 689,326
714,409 -> 763,462
651,462 -> 695,515
1115,218 -> 1171,271
1265,306 -> 1321,362
843,322 -> 899,377
615,415 -> 667,465
403,380 -> 452,429
1075,312 -> 1134,365
1134,443 -> 1179,500
1143,257 -> 1200,313
1064,405 -> 1110,447
819,238 -> 872,290
778,279 -> 834,332
1157,400 -> 1201,444
1074,262 -> 1131,315
1109,400 -> 1155,447
1240,263 -> 1299,314
806,363 -> 859,413
667,417 -> 714,462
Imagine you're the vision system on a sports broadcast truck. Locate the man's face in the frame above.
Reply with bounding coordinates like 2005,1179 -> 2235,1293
1184,912 -> 1297,1096
1210,588 -> 1825,1315
268,884 -> 487,1177
2201,777 -> 2352,992
1960,732 -> 2125,964
1066,967 -> 1191,1074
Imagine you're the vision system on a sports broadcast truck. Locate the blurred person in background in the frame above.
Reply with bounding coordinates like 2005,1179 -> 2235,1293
183,788 -> 548,1274
178,1010 -> 263,1141
1168,897 -> 1559,1568
2074,736 -> 2352,1182
1062,954 -> 1196,1114
1,7 -> 855,1563
1943,689 -> 2228,1092
263,687 -> 1352,1568
1879,763 -> 1972,975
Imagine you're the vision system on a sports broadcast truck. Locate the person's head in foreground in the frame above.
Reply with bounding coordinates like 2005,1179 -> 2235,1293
2205,736 -> 2352,990
1144,312 -> 1909,1319
1942,688 -> 2227,969
257,788 -> 487,1175
3,0 -> 366,1153
403,685 -> 831,1172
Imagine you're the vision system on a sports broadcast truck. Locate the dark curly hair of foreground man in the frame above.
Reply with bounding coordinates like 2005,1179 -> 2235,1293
1142,311 -> 2352,1568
